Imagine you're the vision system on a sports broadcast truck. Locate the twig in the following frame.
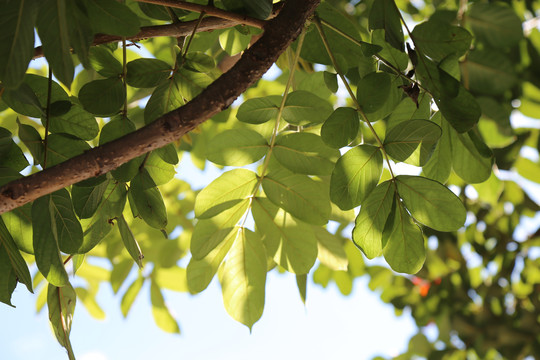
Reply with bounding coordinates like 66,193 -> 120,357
134,0 -> 266,28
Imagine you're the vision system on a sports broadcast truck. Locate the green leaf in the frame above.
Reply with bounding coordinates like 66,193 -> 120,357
321,107 -> 360,149
352,180 -> 396,259
84,0 -> 140,37
49,104 -> 99,141
121,276 -> 144,317
252,197 -> 318,274
314,226 -> 348,271
0,217 -> 33,294
411,20 -> 472,62
467,2 -> 522,48
88,46 -> 123,77
300,2 -> 365,68
2,82 -> 44,118
154,144 -> 179,165
47,282 -> 76,354
46,133 -> 91,167
357,72 -> 391,114
515,157 -> 540,183
382,199 -> 425,274
369,0 -> 404,51
75,287 -> 105,320
240,0 -> 272,19
219,228 -> 266,329
423,113 -> 452,183
3,74 -> 69,118
79,78 -> 126,116
184,52 -> 216,73
79,212 -> 114,254
72,179 -> 108,219
0,0 -> 37,89
18,121 -> 44,165
282,90 -> 333,126
461,49 -> 517,96
154,266 -> 188,292
262,167 -> 331,225
219,28 -> 251,55
330,145 -> 383,210
65,0 -> 93,68
32,195 -> 69,287
384,119 -> 442,166
126,58 -> 171,88
0,244 -> 18,306
0,128 -> 29,171
435,82 -> 481,133
187,229 -> 236,293
195,169 -> 257,219
191,200 -> 249,260
116,215 -> 144,268
371,29 -> 408,71
36,0 -> 74,87
273,132 -> 339,175
451,127 -> 493,183
296,274 -> 307,304
150,281 -> 180,333
99,117 -> 143,182
143,152 -> 176,186
129,169 -> 168,229
175,67 -> 213,101
387,93 -> 432,130
236,96 -> 281,124
2,203 -> 33,255
396,175 -> 466,231
206,129 -> 268,166
144,75 -> 185,124
49,189 -> 84,254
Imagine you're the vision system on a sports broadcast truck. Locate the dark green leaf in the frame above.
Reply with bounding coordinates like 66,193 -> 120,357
65,0 -> 93,68
0,217 -> 33,294
240,0 -> 272,19
411,20 -> 472,62
84,0 -> 140,36
467,3 -> 522,48
184,52 -> 216,73
321,107 -> 360,149
330,145 -> 383,210
88,46 -> 123,77
461,49 -> 517,96
49,189 -> 84,254
117,215 -> 143,268
49,103 -> 99,141
0,128 -> 29,171
384,119 -> 441,166
206,129 -> 268,166
79,78 -> 125,116
2,83 -> 44,117
129,169 -> 168,229
451,127 -> 493,183
46,133 -> 91,167
32,196 -> 69,287
396,175 -> 466,231
144,152 -> 176,186
36,0 -> 74,87
18,121 -> 44,165
423,113 -> 452,183
369,0 -> 404,51
2,202 -> 33,255
72,180 -> 108,219
144,75 -> 185,124
126,58 -> 171,88
382,199 -> 425,274
0,0 -> 37,89
357,72 -> 392,114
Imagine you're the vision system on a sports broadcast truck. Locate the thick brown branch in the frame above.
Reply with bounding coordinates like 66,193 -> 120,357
0,0 -> 320,215
135,0 -> 266,28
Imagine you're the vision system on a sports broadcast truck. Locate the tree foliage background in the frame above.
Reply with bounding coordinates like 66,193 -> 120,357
0,0 -> 539,359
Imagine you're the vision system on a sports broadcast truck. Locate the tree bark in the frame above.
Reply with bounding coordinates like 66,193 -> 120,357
0,0 -> 321,215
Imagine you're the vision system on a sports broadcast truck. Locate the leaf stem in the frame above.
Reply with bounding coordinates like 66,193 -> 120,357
313,16 -> 395,180
181,10 -> 206,60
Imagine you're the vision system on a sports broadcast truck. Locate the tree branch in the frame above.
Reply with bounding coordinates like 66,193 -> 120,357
0,0 -> 320,215
134,0 -> 266,28
34,17 -> 250,59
